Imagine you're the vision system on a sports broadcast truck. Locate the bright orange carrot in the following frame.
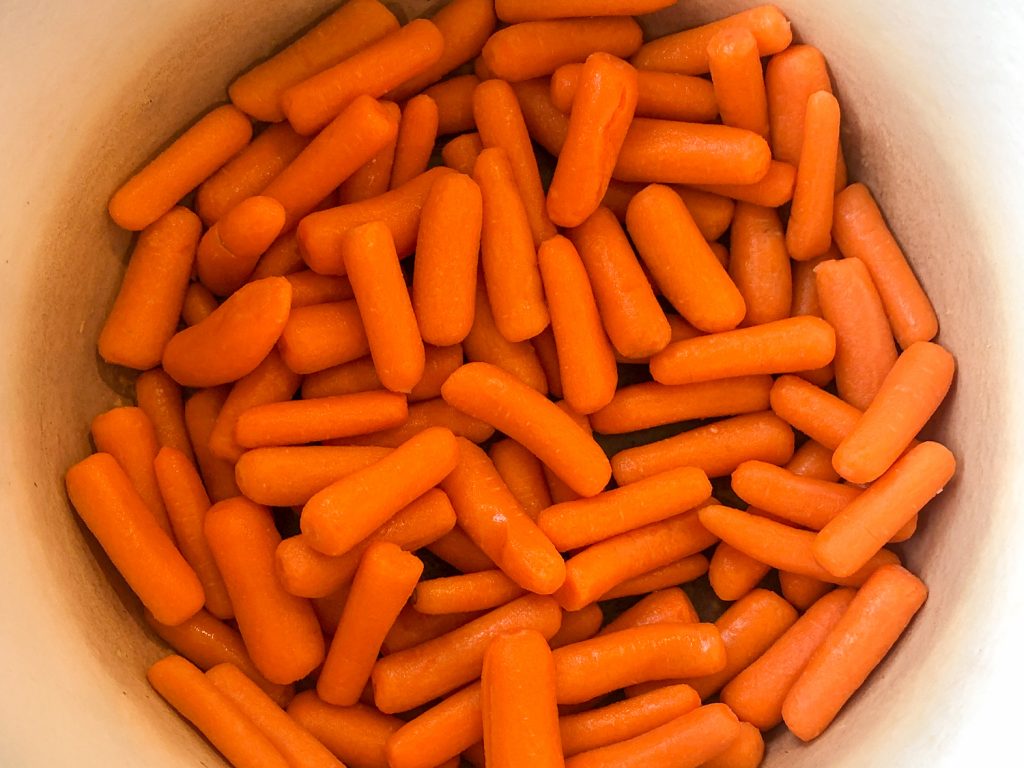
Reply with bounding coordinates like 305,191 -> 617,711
413,173 -> 482,346
692,159 -> 796,207
550,605 -> 605,648
463,284 -> 549,393
482,630 -> 564,768
183,281 -> 220,326
99,208 -> 200,369
832,182 -> 939,347
370,594 -> 562,713
285,270 -> 355,307
236,445 -> 390,507
732,460 -> 861,530
497,0 -> 673,21
136,368 -> 193,461
790,246 -> 836,318
109,106 -> 252,231
769,374 -> 862,451
251,231 -> 306,280
786,438 -> 839,481
311,582 -> 352,636
707,27 -> 769,136
277,300 -> 369,375
708,541 -> 771,602
482,18 -> 643,83
302,345 -> 463,402
339,397 -> 495,447
281,19 -> 445,135
540,399 -> 593,505
627,184 -> 746,332
184,387 -> 241,502
729,202 -> 792,326
786,91 -> 840,260
612,411 -> 794,484
600,589 -> 699,635
287,692 -> 403,768
512,78 -> 571,156
783,565 -> 927,740
489,439 -> 553,520
198,196 -> 286,296
702,721 -> 764,768
531,327 -> 564,398
779,570 -> 833,611
386,683 -> 484,768
414,570 -> 525,615
551,65 -> 717,123
441,362 -> 611,497
832,342 -> 955,483
148,656 -> 290,768
383,607 -> 486,654
389,95 -> 439,190
599,555 -> 709,600
441,132 -> 484,174
338,122 -> 402,207
427,528 -> 499,574
163,277 -> 292,387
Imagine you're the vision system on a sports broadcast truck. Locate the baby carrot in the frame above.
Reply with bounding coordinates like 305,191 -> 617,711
538,236 -> 618,414
318,542 -> 423,706
413,172 -> 482,347
786,91 -> 840,260
708,541 -> 771,602
591,376 -> 772,433
833,342 -> 955,483
383,607 -> 486,654
370,594 -> 562,713
184,387 -> 241,502
548,53 -> 639,228
627,184 -> 746,333
441,362 -> 612,497
497,0 -> 674,22
109,106 -> 252,231
729,202 -> 792,326
441,132 -> 484,174
551,65 -> 717,123
815,442 -> 956,577
463,284 -> 549,393
311,583 -> 351,636
632,5 -> 792,76
649,315 -> 836,385
707,27 -> 770,136
285,271 -> 354,307
489,439 -> 553,519
532,328 -> 564,398
337,101 -> 401,205
205,497 -> 324,684
482,630 -> 564,768
783,564 -> 928,740
692,159 -> 797,207
786,440 -> 842,478
599,555 -> 709,600
235,446 -> 388,507
427,528 -> 499,574
703,722 -> 764,768
612,411 -> 795,484
539,466 -> 711,551
390,95 -> 439,189
99,207 -> 200,369
251,231 -> 305,280
780,570 -> 833,611
482,18 -> 643,83
414,570 -> 525,615
281,19 -> 444,135
600,589 -> 699,635
550,605 -> 605,648
769,374 -> 861,451
674,187 -> 738,240
147,656 -> 290,768
228,0 -> 399,121
512,78 -> 571,156
136,368 -> 193,461
182,282 -> 219,326
66,453 -> 204,625
277,300 -> 369,375
567,206 -> 670,360
163,276 -> 292,387
301,426 -> 459,557
790,247 -> 836,317
302,345 -> 462,401
386,683 -> 484,768
341,221 -> 424,393
339,397 -> 494,447
732,460 -> 861,530
832,182 -> 939,347
197,196 -> 286,296
287,692 -> 403,768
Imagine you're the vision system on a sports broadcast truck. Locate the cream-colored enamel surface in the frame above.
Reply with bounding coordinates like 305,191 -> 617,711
1,1 -> 1022,765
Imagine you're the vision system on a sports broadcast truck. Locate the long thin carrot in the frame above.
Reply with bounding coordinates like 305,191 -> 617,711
414,570 -> 525,615
302,345 -> 463,402
599,555 -> 709,600
786,91 -> 840,260
600,589 -> 699,635
729,202 -> 792,326
489,438 -> 553,520
136,368 -> 194,461
383,607 -> 486,654
235,446 -> 389,507
707,27 -> 769,136
731,459 -> 861,530
277,300 -> 370,375
441,132 -> 485,174
783,564 -> 928,740
708,541 -> 771,602
287,692 -> 404,768
550,604 -> 605,648
198,196 -> 286,296
463,284 -> 549,393
551,65 -> 717,123
184,387 -> 242,502
386,683 -> 484,768
338,397 -> 495,448
692,159 -> 796,207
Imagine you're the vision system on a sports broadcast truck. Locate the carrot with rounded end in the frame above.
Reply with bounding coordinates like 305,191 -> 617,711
303,345 -> 463,401
148,656 -> 290,768
709,542 -> 771,602
693,159 -> 796,207
281,20 -> 444,135
650,316 -> 835,385
236,446 -> 389,507
287,692 -> 403,768
413,173 -> 482,346
427,528 -> 499,573
703,721 -> 764,768
383,607 -> 485,654
91,406 -> 172,535
540,400 -> 593,504
786,438 -> 840,482
786,91 -> 840,260
136,368 -> 193,461
490,439 -> 553,520
205,498 -> 324,684
779,571 -> 833,611
732,460 -> 861,530
698,504 -> 899,586
612,411 -> 794,484
633,5 -> 792,76
815,441 -> 955,577
99,208 -> 200,368
513,78 -> 571,155
567,206 -> 669,360
721,587 -> 854,731
482,630 -> 564,768
463,285 -> 549,393
592,376 -> 772,434
548,53 -> 638,228
833,342 -> 955,483
371,594 -> 562,713
591,184 -> 737,241
552,65 -> 717,123
109,106 -> 252,231
387,683 -> 485,768
277,300 -> 369,375
442,362 -> 611,497
441,132 -> 484,174
483,18 -> 643,83
154,447 -> 233,619
707,27 -> 769,136
339,397 -> 494,448
729,202 -> 792,326
389,95 -> 439,190
183,281 -> 219,326
285,271 -> 355,307
600,555 -> 709,599
550,605 -> 605,648
185,388 -> 241,502
415,570 -> 525,615
497,0 -> 673,22
790,246 -> 837,317
198,196 -> 286,296
783,564 -> 927,740
832,183 -> 938,347
627,184 -> 745,333
769,374 -> 861,450
299,166 -> 455,273
251,232 -> 305,280
601,589 -> 699,636
163,277 -> 292,387
66,454 -> 204,625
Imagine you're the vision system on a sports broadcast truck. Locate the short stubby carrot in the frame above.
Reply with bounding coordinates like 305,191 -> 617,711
731,459 -> 862,531
708,541 -> 771,602
235,445 -> 390,507
277,300 -> 370,375
135,368 -> 194,461
390,95 -> 439,189
778,572 -> 834,613
707,27 -> 769,136
729,202 -> 793,326
162,276 -> 292,387
786,91 -> 841,260
197,196 -> 286,297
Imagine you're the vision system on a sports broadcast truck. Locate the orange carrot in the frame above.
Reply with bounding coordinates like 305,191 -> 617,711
136,368 -> 194,461
228,0 -> 399,122
281,20 -> 445,135
692,159 -> 797,207
427,528 -> 499,574
600,588 -> 699,635
707,27 -> 769,136
311,582 -> 352,636
285,270 -> 355,307
482,18 -> 643,83
769,374 -> 862,451
386,683 -> 485,768
832,182 -> 939,347
236,445 -> 390,507
415,570 -> 525,615
591,376 -> 772,434
783,565 -> 927,740
786,91 -> 840,260
441,362 -> 611,497
832,342 -> 955,483
786,439 -> 840,481
708,542 -> 771,602
779,570 -> 833,611
99,208 -> 200,369
497,0 -> 674,22
333,397 -> 494,447
731,460 -> 861,530
489,438 -> 553,520
182,281 -> 220,326
287,692 -> 403,768
318,542 -> 423,706
147,655 -> 290,768
163,276 -> 293,387
729,202 -> 792,326
627,184 -> 745,333
390,95 -> 439,189
531,327 -> 564,398
184,387 -> 242,502
109,106 -> 252,231
791,247 -> 836,319
551,65 -> 717,123
251,231 -> 306,280
541,399 -> 593,505
632,5 -> 792,76
599,555 -> 709,600
512,78 -> 571,156
277,300 -> 369,375
702,721 -> 764,768
550,605 -> 605,648
612,411 -> 794,484
413,173 -> 482,346
463,284 -> 549,393
303,345 -> 464,402
198,196 -> 286,296
441,132 -> 484,174
383,607 -> 486,654
482,630 -> 564,768
338,123 -> 402,207
370,594 -> 562,713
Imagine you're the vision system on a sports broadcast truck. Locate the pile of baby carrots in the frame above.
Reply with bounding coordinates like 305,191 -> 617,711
66,0 -> 956,765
